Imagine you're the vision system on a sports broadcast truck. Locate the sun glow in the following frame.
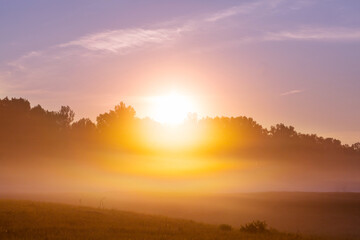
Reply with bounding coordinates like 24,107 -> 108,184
152,92 -> 194,125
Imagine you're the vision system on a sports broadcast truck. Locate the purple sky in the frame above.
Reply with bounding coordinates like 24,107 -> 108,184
1,0 -> 360,144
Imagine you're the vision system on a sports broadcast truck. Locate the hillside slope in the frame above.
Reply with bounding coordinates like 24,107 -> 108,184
0,200 -> 326,240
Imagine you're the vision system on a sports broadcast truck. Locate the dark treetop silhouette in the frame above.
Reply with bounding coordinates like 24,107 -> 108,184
1,97 -> 360,193
0,97 -> 359,158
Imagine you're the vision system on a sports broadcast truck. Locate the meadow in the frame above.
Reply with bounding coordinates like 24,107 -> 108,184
2,192 -> 360,239
0,199 -> 344,240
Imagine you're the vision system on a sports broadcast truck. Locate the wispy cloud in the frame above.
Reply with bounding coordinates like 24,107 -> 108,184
206,0 -> 284,22
281,89 -> 304,96
60,27 -> 187,53
58,0 -> 291,55
206,2 -> 262,22
1,0 -> 349,98
12,0 -> 315,60
59,0 -> 280,54
266,27 -> 360,42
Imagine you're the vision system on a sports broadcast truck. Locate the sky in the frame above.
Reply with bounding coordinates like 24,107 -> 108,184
1,0 -> 360,144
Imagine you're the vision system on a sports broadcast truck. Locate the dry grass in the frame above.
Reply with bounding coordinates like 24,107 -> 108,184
0,200 -> 334,240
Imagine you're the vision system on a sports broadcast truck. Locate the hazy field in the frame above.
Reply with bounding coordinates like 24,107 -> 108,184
0,199 -> 343,240
2,192 -> 360,239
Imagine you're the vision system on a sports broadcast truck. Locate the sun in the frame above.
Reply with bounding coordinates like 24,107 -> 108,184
152,92 -> 193,125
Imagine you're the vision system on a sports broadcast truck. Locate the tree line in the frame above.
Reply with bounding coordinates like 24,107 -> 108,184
0,97 -> 359,158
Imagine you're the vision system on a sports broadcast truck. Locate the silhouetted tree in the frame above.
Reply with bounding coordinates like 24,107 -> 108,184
57,106 -> 75,129
72,118 -> 96,132
352,142 -> 360,152
97,102 -> 136,131
0,97 -> 359,158
270,124 -> 297,139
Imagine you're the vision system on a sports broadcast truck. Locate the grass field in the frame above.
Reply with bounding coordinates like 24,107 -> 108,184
4,192 -> 359,237
0,199 -> 341,240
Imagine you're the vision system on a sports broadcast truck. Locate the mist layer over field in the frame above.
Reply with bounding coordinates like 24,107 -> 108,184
1,98 -> 360,194
1,98 -> 360,238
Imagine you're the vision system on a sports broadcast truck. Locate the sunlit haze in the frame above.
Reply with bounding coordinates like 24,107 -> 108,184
1,2 -> 360,239
1,0 -> 360,144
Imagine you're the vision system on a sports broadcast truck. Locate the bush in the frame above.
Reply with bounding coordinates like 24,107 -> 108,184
240,220 -> 269,233
219,224 -> 232,231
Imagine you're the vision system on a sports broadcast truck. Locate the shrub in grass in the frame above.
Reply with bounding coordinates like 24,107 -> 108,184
219,224 -> 232,231
240,220 -> 269,233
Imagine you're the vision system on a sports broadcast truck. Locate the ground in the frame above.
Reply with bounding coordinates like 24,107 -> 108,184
0,199 -> 334,240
